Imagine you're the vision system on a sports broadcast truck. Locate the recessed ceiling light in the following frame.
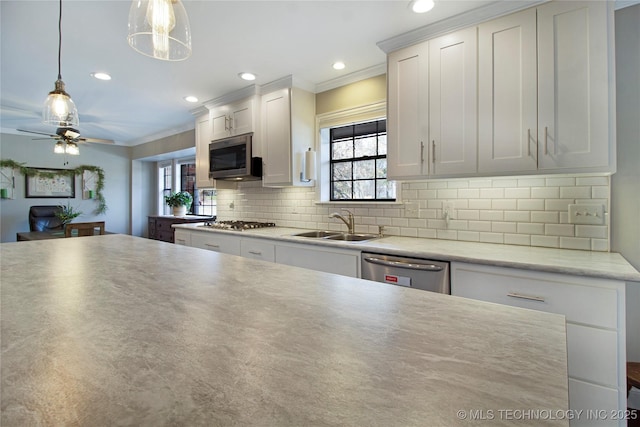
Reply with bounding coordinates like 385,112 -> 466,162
238,72 -> 256,81
90,72 -> 111,81
410,0 -> 435,13
332,62 -> 346,70
184,96 -> 199,103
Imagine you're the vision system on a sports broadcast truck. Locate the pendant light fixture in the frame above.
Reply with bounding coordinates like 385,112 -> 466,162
127,0 -> 192,61
43,0 -> 79,127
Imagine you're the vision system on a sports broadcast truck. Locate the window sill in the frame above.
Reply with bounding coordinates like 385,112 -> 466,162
314,201 -> 404,206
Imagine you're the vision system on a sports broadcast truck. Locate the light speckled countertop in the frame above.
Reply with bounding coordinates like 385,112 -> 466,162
1,235 -> 568,426
174,223 -> 640,282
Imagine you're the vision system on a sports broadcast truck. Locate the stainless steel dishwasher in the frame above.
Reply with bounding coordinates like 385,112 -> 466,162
361,252 -> 450,294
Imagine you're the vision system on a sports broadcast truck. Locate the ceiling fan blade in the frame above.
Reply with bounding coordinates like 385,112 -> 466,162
17,128 -> 57,137
79,137 -> 115,144
32,137 -> 57,141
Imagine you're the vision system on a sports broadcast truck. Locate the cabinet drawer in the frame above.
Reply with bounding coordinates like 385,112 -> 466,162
241,239 -> 275,262
156,230 -> 174,243
191,232 -> 241,256
567,323 -> 618,388
568,378 -> 619,427
451,263 -> 619,329
174,230 -> 191,246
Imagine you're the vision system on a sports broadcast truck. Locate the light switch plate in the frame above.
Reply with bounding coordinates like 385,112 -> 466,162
568,204 -> 605,225
443,201 -> 456,220
404,202 -> 420,218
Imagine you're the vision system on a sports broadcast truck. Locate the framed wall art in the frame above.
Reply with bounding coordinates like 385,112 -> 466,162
25,168 -> 75,198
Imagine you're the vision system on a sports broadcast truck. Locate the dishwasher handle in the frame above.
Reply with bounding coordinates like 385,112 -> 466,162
363,256 -> 444,271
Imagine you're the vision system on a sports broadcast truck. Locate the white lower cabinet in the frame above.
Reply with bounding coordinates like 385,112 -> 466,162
190,232 -> 241,256
174,229 -> 191,246
451,262 -> 626,426
275,242 -> 360,278
240,237 -> 275,263
175,229 -> 359,277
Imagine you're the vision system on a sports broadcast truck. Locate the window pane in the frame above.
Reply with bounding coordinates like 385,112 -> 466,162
353,159 -> 375,180
376,158 -> 387,178
376,179 -> 396,199
332,181 -> 352,199
378,133 -> 387,155
354,136 -> 377,157
332,140 -> 353,160
354,180 -> 375,199
332,162 -> 352,181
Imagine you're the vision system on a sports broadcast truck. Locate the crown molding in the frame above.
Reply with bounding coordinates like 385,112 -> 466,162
377,0 -> 548,54
203,85 -> 260,109
314,63 -> 387,94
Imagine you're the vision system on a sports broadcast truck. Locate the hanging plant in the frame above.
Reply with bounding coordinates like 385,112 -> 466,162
0,159 -> 108,215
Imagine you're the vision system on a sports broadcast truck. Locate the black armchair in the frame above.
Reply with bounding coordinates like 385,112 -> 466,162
28,205 -> 64,232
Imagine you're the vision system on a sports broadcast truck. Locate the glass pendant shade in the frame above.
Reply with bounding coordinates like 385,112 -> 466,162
43,79 -> 79,127
127,0 -> 192,61
65,141 -> 80,155
54,141 -> 65,154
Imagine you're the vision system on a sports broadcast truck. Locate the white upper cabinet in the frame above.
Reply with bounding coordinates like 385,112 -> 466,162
387,42 -> 429,179
478,8 -> 538,173
261,78 -> 315,187
387,0 -> 615,179
537,1 -> 612,171
210,97 -> 256,142
195,113 -> 215,189
429,27 -> 478,176
388,27 -> 477,180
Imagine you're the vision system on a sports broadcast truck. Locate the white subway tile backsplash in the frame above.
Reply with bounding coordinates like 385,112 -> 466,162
576,176 -> 609,186
480,188 -> 504,199
517,199 -> 545,211
492,199 -> 517,210
531,187 -> 559,199
504,188 -> 530,199
220,174 -> 610,252
560,186 -> 591,199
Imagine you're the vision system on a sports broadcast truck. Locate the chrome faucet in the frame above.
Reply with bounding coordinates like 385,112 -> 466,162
329,209 -> 355,234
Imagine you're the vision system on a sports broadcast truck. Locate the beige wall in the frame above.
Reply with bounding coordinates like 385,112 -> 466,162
131,129 -> 195,160
315,74 -> 386,115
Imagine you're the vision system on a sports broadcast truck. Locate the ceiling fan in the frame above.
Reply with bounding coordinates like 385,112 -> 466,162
17,127 -> 115,145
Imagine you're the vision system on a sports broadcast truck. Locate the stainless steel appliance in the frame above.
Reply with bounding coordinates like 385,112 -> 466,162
209,132 -> 262,180
361,252 -> 450,294
201,220 -> 276,231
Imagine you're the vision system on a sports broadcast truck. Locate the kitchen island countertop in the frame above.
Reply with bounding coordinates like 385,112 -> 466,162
1,235 -> 568,426
174,223 -> 640,282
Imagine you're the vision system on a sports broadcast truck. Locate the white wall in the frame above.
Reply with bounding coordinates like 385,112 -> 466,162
0,133 -> 131,242
612,4 -> 640,363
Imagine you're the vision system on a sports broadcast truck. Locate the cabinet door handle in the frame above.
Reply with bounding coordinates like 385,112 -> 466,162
432,140 -> 436,163
205,243 -> 220,249
224,116 -> 229,131
544,126 -> 548,155
420,141 -> 424,163
228,116 -> 233,130
248,250 -> 262,255
507,292 -> 545,303
527,129 -> 531,157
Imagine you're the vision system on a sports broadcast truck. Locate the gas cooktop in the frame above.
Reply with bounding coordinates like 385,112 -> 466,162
202,220 -> 276,231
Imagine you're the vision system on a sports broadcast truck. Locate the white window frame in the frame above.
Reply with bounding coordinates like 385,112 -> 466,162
315,101 -> 401,204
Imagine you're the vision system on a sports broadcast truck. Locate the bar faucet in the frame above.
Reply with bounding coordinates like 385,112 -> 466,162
329,209 -> 355,234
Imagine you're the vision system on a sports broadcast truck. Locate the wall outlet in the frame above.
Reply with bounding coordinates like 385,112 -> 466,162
443,201 -> 456,220
568,204 -> 605,225
569,205 -> 604,225
405,202 -> 420,218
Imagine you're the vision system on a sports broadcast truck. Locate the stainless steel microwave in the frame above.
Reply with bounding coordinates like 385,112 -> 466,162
209,132 -> 262,180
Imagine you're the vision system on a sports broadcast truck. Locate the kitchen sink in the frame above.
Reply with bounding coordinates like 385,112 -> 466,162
294,230 -> 380,242
293,230 -> 342,238
325,233 -> 380,242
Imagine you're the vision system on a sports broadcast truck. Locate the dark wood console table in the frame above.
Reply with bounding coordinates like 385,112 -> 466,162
148,215 -> 214,243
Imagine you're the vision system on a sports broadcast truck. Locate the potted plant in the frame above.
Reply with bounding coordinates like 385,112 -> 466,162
55,203 -> 82,228
165,191 -> 193,217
